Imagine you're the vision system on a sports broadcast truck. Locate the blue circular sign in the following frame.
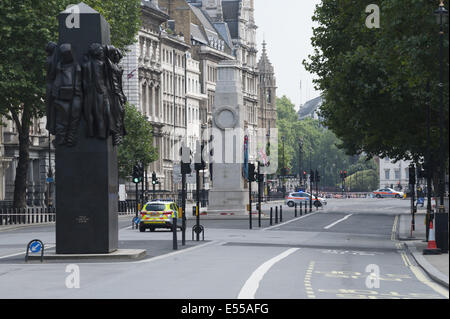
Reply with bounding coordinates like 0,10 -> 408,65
29,241 -> 42,253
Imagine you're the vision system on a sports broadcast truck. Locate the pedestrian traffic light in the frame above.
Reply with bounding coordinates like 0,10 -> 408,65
248,163 -> 257,182
152,171 -> 159,185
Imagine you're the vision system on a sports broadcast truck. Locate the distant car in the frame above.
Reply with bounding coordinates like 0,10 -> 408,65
285,192 -> 327,208
372,188 -> 404,199
138,201 -> 182,232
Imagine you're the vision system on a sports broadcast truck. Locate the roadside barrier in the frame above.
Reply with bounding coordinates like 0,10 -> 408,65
0,208 -> 56,226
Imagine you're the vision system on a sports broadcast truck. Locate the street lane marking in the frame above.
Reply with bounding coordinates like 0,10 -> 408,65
304,261 -> 316,299
408,265 -> 449,298
399,251 -> 449,298
391,216 -> 399,241
262,212 -> 318,231
237,248 -> 300,299
323,214 -> 353,230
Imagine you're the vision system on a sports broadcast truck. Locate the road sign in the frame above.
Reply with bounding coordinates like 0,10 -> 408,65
29,241 -> 42,253
46,177 -> 54,183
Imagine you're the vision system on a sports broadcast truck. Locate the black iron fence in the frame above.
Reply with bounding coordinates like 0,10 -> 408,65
0,208 -> 56,226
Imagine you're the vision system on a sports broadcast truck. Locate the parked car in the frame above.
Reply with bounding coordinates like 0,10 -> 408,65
138,201 -> 183,232
372,188 -> 404,199
285,192 -> 327,208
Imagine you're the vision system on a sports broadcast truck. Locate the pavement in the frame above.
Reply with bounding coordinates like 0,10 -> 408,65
398,202 -> 449,288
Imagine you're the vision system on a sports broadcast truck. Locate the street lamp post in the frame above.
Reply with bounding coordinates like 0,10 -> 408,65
434,0 -> 449,252
298,138 -> 303,189
435,0 -> 448,214
281,136 -> 286,198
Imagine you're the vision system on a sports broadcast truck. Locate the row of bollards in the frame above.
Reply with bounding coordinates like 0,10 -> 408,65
269,202 -> 308,226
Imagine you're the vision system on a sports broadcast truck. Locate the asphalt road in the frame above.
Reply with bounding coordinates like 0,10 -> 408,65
0,198 -> 448,299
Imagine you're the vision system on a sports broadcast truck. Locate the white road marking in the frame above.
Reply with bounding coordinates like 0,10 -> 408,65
324,214 -> 353,230
262,212 -> 318,231
133,240 -> 219,264
237,248 -> 300,299
408,265 -> 449,298
0,245 -> 56,260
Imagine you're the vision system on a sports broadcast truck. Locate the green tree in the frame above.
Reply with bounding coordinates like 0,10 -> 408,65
0,0 -> 141,208
344,169 -> 379,192
304,0 -> 449,170
118,104 -> 158,180
276,95 -> 370,190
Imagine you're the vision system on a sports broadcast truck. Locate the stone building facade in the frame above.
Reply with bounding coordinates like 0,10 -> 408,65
0,117 -> 55,207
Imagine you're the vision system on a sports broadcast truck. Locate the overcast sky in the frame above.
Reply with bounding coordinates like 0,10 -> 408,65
254,0 -> 322,111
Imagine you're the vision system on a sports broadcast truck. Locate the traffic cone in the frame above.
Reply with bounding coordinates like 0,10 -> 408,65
423,220 -> 441,255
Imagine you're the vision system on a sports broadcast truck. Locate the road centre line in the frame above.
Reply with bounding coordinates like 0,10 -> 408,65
262,212 -> 318,231
324,214 -> 353,230
237,248 -> 300,299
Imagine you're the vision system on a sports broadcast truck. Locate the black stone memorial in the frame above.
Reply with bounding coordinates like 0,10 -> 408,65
49,3 -> 125,254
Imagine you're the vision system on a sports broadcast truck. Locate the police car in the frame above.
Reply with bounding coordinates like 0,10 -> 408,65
285,192 -> 327,208
372,188 -> 404,199
139,201 -> 182,232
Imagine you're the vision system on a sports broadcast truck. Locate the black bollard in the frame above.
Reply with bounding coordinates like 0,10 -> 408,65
172,216 -> 178,250
275,206 -> 278,224
280,205 -> 283,222
270,207 -> 273,226
295,203 -> 297,217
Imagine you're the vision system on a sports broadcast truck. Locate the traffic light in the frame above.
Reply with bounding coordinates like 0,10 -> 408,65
417,164 -> 426,179
340,170 -> 343,179
248,163 -> 257,182
195,143 -> 206,171
132,163 -> 142,184
310,170 -> 315,182
181,146 -> 192,175
152,171 -> 159,185
409,165 -> 416,186
315,170 -> 320,183
343,170 -> 348,178
303,170 -> 307,181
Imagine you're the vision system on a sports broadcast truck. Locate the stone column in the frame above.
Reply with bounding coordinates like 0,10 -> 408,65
207,61 -> 247,215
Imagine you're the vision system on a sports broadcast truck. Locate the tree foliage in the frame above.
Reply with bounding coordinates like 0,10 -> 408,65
303,0 -> 449,167
118,104 -> 158,180
276,95 -> 378,189
0,0 -> 141,207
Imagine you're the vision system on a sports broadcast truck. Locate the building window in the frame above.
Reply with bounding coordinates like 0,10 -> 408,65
394,169 -> 400,180
384,169 -> 390,180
